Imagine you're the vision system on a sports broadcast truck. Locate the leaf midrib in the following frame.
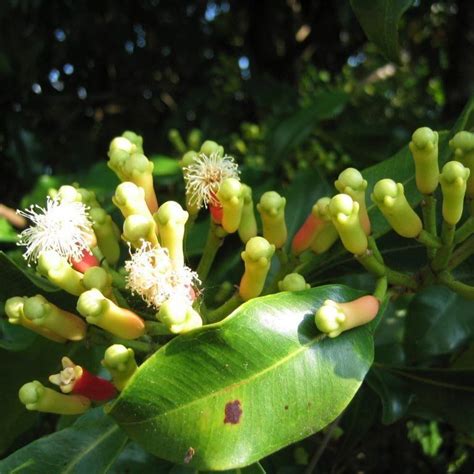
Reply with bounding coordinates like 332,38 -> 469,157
62,424 -> 120,473
118,331 -> 328,427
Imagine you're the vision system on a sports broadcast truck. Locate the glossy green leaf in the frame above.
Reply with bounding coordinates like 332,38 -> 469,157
0,408 -> 127,473
0,217 -> 17,243
151,154 -> 182,176
371,365 -> 474,434
266,91 -> 348,164
350,0 -> 413,62
109,285 -> 378,470
405,286 -> 474,360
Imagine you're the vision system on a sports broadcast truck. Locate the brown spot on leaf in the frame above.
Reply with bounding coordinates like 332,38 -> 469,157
224,400 -> 242,424
284,405 -> 289,410
184,447 -> 195,464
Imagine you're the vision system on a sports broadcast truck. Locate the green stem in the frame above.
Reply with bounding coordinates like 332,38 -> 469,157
454,217 -> 474,244
356,252 -> 418,289
438,272 -> 474,300
206,293 -> 243,323
196,221 -> 226,281
416,229 -> 442,249
368,236 -> 383,263
421,194 -> 437,259
447,236 -> 474,271
431,221 -> 456,272
145,321 -> 173,336
88,327 -> 153,353
373,276 -> 388,302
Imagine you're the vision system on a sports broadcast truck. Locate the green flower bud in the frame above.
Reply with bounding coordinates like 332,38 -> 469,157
113,182 -> 152,219
122,130 -> 144,153
109,136 -> 135,155
239,237 -> 275,301
238,184 -> 258,243
19,380 -> 91,415
187,128 -> 202,151
153,201 -> 188,268
328,194 -> 368,255
57,185 -> 82,204
77,188 -> 101,209
123,214 -> 158,248
315,295 -> 379,338
83,266 -> 113,297
157,298 -> 203,334
180,150 -> 199,169
278,273 -> 310,292
371,179 -> 422,238
310,197 -> 339,254
168,129 -> 187,154
122,153 -> 158,213
217,178 -> 244,233
37,250 -> 86,296
439,161 -> 470,225
334,168 -> 370,234
107,149 -> 130,181
409,127 -> 440,195
200,140 -> 224,158
102,344 -> 138,391
23,294 -> 86,341
449,131 -> 474,198
5,296 -> 67,343
77,289 -> 145,339
257,191 -> 287,249
89,208 -> 121,266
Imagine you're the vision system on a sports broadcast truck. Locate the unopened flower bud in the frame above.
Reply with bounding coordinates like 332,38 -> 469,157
257,191 -> 287,248
113,182 -> 153,219
168,129 -> 187,154
102,344 -> 138,391
335,168 -> 371,235
122,153 -> 158,213
278,273 -> 310,292
153,201 -> 188,267
310,197 -> 339,254
108,137 -> 135,181
157,298 -> 203,334
217,178 -> 244,233
371,179 -> 422,238
239,237 -> 275,301
23,294 -> 87,341
49,356 -> 116,401
57,185 -> 82,204
77,188 -> 101,209
200,140 -> 224,158
19,380 -> 91,415
89,208 -> 121,266
187,128 -> 202,150
123,214 -> 158,248
37,250 -> 86,295
233,186 -> 257,244
77,289 -> 145,339
122,130 -> 144,153
439,161 -> 470,225
5,296 -> 67,343
180,150 -> 199,169
315,295 -> 379,338
328,194 -> 368,255
449,131 -> 474,198
292,212 -> 322,255
83,266 -> 113,298
409,127 -> 439,195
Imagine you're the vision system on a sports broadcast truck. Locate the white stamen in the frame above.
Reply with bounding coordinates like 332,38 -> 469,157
17,196 -> 94,264
124,241 -> 200,310
183,151 -> 239,209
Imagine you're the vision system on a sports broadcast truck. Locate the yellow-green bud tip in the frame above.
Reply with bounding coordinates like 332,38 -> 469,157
154,201 -> 188,226
278,273 -> 309,292
372,179 -> 399,203
411,127 -> 437,150
440,160 -> 470,184
200,140 -> 224,157
77,289 -> 106,318
19,381 -> 44,407
335,168 -> 367,193
243,236 -> 275,262
23,295 -> 48,320
258,191 -> 285,217
5,296 -> 26,323
83,267 -> 111,292
315,300 -> 346,338
218,177 -> 242,201
103,344 -> 135,371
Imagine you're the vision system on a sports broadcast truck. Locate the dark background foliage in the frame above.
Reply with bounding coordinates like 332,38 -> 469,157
1,0 -> 473,205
